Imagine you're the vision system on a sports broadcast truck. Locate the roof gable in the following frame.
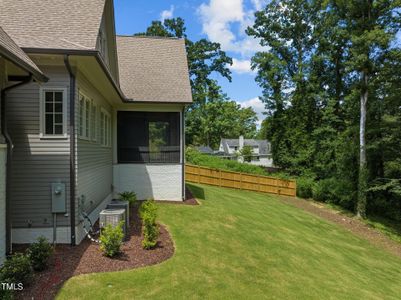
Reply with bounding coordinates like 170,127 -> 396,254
0,0 -> 106,51
116,36 -> 192,103
0,26 -> 47,82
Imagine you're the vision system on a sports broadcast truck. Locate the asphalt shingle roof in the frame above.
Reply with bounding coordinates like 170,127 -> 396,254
116,36 -> 192,103
221,139 -> 271,155
0,26 -> 47,82
0,0 -> 106,51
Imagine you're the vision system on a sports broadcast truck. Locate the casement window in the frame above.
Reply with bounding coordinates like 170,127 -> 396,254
100,108 -> 111,147
78,92 -> 92,140
40,88 -> 67,138
117,112 -> 180,163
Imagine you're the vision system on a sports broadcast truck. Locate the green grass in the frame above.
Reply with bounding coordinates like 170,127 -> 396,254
58,184 -> 401,300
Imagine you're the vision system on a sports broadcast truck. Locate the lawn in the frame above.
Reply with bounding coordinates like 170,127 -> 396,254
58,184 -> 401,299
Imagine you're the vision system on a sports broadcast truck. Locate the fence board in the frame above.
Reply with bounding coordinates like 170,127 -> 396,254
185,164 -> 296,197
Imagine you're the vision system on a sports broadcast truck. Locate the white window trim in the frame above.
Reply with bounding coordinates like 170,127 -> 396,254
100,108 -> 112,148
39,87 -> 68,139
78,91 -> 92,141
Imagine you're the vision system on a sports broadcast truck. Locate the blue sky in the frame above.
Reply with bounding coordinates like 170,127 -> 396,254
114,0 -> 268,125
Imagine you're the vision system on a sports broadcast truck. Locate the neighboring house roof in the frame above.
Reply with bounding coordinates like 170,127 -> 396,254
196,146 -> 214,154
0,26 -> 47,82
221,139 -> 271,155
0,0 -> 106,51
116,36 -> 193,103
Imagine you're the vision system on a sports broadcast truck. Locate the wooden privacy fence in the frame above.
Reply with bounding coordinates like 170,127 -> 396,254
185,164 -> 297,197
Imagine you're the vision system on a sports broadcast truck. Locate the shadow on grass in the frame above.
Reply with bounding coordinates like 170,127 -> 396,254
186,183 -> 205,200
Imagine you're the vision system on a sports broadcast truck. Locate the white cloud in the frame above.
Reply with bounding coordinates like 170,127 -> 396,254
198,0 -> 265,56
250,0 -> 268,11
160,5 -> 174,21
237,97 -> 265,126
230,58 -> 255,74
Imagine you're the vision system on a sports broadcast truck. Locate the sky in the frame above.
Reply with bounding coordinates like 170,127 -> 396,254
114,0 -> 269,126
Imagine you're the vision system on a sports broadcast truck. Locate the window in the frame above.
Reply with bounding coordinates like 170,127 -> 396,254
40,88 -> 67,137
90,101 -> 97,141
117,112 -> 180,163
78,92 -> 92,140
100,109 -> 111,147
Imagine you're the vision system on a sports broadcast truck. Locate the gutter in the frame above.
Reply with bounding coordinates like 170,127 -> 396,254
1,75 -> 32,255
63,55 -> 76,246
182,107 -> 186,200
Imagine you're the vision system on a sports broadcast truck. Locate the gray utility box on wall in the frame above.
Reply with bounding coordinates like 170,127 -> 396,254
51,183 -> 66,213
106,200 -> 129,233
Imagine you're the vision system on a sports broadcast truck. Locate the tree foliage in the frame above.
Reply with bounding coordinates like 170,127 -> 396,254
248,0 -> 401,219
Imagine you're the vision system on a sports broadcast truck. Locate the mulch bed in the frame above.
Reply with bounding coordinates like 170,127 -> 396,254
14,204 -> 175,300
280,196 -> 401,259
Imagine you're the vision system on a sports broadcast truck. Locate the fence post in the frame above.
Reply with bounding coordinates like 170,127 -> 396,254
219,169 -> 222,187
240,173 -> 242,190
197,165 -> 201,183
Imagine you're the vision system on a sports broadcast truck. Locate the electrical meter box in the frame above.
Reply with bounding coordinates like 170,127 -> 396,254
51,183 -> 66,213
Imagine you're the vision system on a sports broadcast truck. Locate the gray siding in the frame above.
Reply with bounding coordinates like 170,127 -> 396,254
6,65 -> 71,228
76,71 -> 113,219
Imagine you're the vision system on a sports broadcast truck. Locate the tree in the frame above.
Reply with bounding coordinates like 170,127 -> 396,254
247,0 -> 401,220
240,145 -> 254,163
186,96 -> 258,149
334,0 -> 401,218
247,0 -> 318,172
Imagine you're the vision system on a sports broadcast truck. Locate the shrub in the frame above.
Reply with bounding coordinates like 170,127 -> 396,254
0,288 -> 14,300
296,177 -> 315,198
0,253 -> 33,286
312,178 -> 333,202
27,236 -> 53,271
99,221 -> 124,257
118,191 -> 137,206
140,199 -> 159,249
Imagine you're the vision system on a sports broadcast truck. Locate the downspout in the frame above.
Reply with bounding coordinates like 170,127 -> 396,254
1,75 -> 32,255
64,55 -> 76,246
182,107 -> 185,200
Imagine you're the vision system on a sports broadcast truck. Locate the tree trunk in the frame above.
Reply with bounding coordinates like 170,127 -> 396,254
357,71 -> 368,218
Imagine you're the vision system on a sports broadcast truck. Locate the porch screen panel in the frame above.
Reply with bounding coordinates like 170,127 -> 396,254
117,111 -> 180,163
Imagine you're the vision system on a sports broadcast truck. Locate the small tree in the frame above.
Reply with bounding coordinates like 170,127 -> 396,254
240,145 -> 254,163
99,222 -> 124,257
27,236 -> 53,271
139,199 -> 159,249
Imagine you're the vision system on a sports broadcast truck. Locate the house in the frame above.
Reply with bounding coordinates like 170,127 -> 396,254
0,26 -> 48,263
219,136 -> 273,167
0,0 -> 192,254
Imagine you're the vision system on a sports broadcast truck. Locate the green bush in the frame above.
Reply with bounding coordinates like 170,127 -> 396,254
27,236 -> 53,271
0,288 -> 14,300
296,177 -> 315,198
312,178 -> 333,202
0,253 -> 33,286
99,221 -> 124,257
140,199 -> 159,249
118,191 -> 137,206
